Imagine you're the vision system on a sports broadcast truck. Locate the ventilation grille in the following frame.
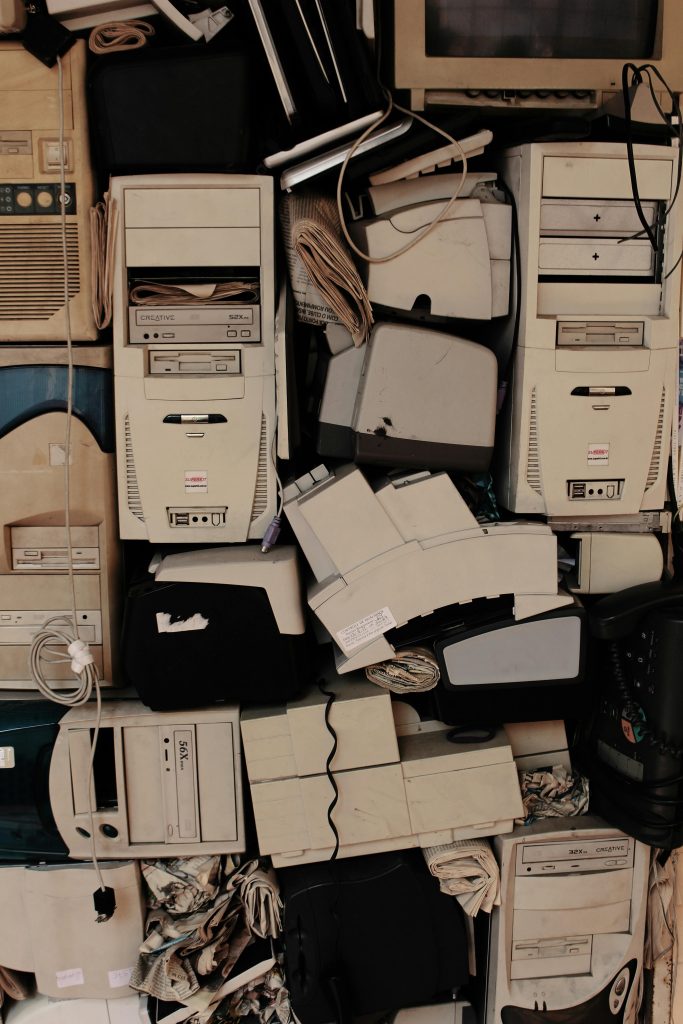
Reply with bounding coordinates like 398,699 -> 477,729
0,224 -> 79,320
525,387 -> 543,495
124,415 -> 144,521
644,386 -> 667,492
251,414 -> 270,521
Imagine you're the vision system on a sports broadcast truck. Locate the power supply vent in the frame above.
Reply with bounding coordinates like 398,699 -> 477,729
124,414 -> 145,521
251,414 -> 269,522
525,387 -> 543,495
644,386 -> 666,492
0,224 -> 79,320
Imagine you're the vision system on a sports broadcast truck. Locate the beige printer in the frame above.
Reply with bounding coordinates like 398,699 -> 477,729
241,678 -> 524,866
283,463 -> 571,672
349,174 -> 511,319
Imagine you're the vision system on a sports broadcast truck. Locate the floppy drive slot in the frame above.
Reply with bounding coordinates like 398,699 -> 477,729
149,351 -> 241,376
557,322 -> 644,347
159,724 -> 200,843
11,525 -> 101,570
510,936 -> 592,980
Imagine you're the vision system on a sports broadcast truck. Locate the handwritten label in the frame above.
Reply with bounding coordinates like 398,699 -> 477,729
108,967 -> 133,989
56,968 -> 84,989
184,470 -> 208,493
156,612 -> 209,634
0,747 -> 14,769
336,607 -> 397,652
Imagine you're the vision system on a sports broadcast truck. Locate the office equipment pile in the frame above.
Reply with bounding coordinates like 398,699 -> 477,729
0,2 -> 683,1023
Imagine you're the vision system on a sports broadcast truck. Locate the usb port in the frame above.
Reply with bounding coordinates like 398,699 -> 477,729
172,513 -> 189,526
569,482 -> 586,498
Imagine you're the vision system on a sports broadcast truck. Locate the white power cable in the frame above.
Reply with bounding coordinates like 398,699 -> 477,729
335,87 -> 469,264
28,56 -> 107,904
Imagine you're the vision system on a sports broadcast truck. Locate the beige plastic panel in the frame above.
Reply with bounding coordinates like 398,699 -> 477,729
542,157 -> 672,199
514,869 -> 634,910
123,187 -> 260,228
125,227 -> 261,267
405,761 -> 523,833
513,901 -> 632,940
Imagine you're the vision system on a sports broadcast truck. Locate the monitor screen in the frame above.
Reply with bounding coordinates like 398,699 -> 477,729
425,0 -> 658,60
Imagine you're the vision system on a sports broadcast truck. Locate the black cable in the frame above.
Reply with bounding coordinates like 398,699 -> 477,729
622,62 -> 659,251
318,680 -> 340,860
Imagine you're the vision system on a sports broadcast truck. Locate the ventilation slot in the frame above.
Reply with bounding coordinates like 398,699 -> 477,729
124,415 -> 144,521
250,414 -> 270,521
644,387 -> 666,492
525,387 -> 543,495
0,224 -> 79,320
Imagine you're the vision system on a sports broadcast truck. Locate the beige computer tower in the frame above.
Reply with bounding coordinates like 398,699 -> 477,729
0,346 -> 119,687
495,142 -> 682,517
0,40 -> 97,341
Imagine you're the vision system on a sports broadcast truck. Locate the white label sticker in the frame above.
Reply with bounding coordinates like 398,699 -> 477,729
108,967 -> 133,989
336,607 -> 397,652
49,442 -> 72,466
56,968 -> 84,989
588,442 -> 610,465
156,612 -> 209,634
0,746 -> 15,769
184,470 -> 208,493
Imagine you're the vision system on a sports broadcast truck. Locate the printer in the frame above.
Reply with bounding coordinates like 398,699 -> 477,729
349,173 -> 511,320
0,699 -> 245,861
317,321 -> 497,470
0,861 -> 144,999
485,818 -> 649,1024
123,545 -> 310,710
283,463 -> 571,672
0,346 -> 119,689
495,142 -> 682,518
241,677 -> 523,866
110,174 -> 279,544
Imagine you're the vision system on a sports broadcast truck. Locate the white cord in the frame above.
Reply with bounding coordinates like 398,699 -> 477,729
335,87 -> 469,264
28,57 -> 106,899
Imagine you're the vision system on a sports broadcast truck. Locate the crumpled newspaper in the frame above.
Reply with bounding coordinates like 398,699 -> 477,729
211,958 -> 291,1024
0,966 -> 30,1008
142,856 -> 224,916
365,647 -> 440,693
423,839 -> 500,917
516,765 -> 589,825
280,192 -> 373,345
132,857 -> 284,1022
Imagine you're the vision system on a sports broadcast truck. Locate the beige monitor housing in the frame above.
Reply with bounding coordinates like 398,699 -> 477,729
0,345 -> 119,688
0,41 -> 97,341
391,0 -> 683,110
